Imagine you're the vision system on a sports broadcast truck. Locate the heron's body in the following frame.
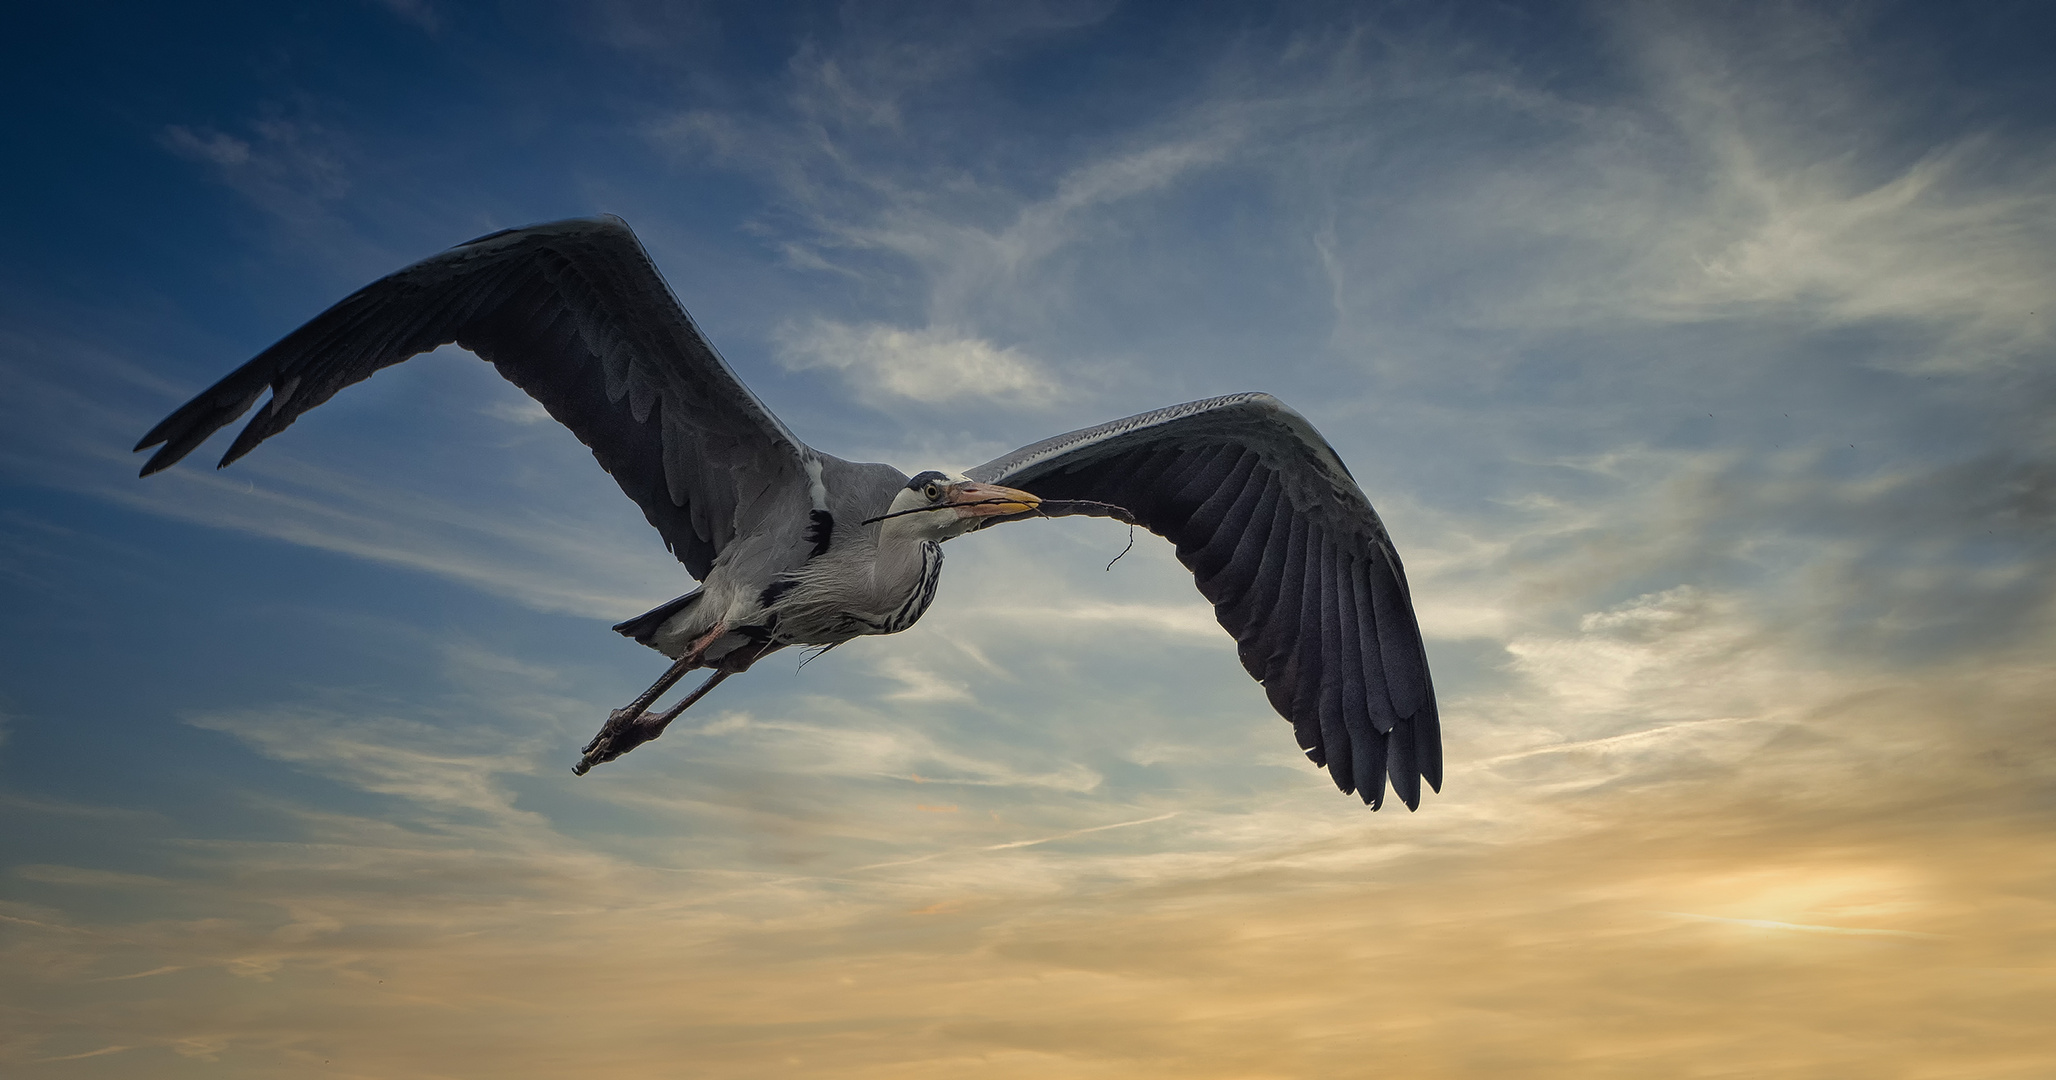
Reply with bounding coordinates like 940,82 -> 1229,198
137,215 -> 1444,809
632,460 -> 948,663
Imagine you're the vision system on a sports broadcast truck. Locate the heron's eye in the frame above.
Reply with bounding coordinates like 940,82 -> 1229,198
923,482 -> 942,501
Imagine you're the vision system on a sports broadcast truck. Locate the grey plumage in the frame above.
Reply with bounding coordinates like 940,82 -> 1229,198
135,215 -> 1440,809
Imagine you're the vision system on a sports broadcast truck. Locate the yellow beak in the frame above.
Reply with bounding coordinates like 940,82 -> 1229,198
945,482 -> 1042,518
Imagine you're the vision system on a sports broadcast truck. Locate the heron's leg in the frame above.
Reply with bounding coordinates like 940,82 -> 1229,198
609,653 -> 697,725
606,620 -> 730,723
574,669 -> 732,775
574,620 -> 733,775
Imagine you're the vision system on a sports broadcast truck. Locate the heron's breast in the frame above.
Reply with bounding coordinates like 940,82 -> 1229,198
871,540 -> 944,634
766,540 -> 943,642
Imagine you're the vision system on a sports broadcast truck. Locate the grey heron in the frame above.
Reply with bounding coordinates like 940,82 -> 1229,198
135,216 -> 1441,809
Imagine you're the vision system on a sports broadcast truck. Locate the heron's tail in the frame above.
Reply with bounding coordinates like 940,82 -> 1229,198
612,589 -> 702,646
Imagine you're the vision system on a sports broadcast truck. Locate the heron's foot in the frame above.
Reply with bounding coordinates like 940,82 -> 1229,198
573,706 -> 675,775
572,668 -> 736,776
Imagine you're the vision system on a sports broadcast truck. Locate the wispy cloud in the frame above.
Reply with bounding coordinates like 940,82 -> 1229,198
159,118 -> 352,227
774,319 -> 1059,406
188,706 -> 542,818
35,1045 -> 133,1063
849,810 -> 1179,871
1658,911 -> 1941,939
666,709 -> 1105,794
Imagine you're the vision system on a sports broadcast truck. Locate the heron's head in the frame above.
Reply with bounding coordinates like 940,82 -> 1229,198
875,471 -> 1041,541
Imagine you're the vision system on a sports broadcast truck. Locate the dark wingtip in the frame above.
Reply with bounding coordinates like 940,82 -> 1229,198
217,440 -> 257,470
137,433 -> 198,477
1386,716 -> 1421,810
134,381 -> 268,480
1415,699 -> 1444,794
134,407 -> 188,454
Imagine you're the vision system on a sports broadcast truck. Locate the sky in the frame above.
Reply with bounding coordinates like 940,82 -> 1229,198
2,0 -> 2053,1075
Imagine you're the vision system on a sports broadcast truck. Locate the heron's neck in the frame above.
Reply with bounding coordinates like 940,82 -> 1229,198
862,519 -> 944,633
873,518 -> 943,593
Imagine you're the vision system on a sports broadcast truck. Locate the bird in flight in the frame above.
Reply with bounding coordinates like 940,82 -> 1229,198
136,217 -> 1440,808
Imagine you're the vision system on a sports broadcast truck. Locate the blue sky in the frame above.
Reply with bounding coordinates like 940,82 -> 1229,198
3,1 -> 2054,1075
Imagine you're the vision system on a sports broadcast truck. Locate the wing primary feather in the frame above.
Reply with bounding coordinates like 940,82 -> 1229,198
136,383 -> 264,475
1414,694 -> 1444,794
1349,554 -> 1399,735
1369,545 -> 1429,720
1253,510 -> 1314,679
1248,501 -> 1317,762
214,301 -> 433,469
1229,492 -> 1298,677
1332,555 -> 1385,806
1260,515 -> 1319,759
1308,531 -> 1353,795
1386,715 -> 1421,811
1294,528 -> 1334,743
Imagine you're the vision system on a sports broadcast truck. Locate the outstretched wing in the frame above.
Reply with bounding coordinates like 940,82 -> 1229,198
135,216 -> 815,580
969,393 -> 1439,809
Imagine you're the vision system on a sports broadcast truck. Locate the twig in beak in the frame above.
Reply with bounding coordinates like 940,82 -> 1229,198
1031,499 -> 1137,523
1106,522 -> 1135,571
